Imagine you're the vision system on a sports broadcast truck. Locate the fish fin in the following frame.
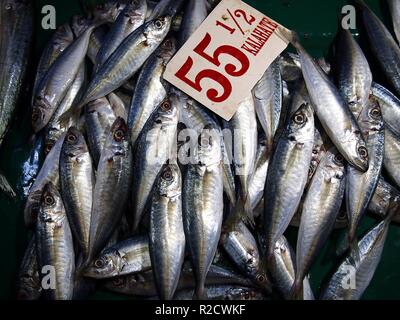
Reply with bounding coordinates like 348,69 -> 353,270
223,196 -> 254,232
0,171 -> 16,199
289,277 -> 304,300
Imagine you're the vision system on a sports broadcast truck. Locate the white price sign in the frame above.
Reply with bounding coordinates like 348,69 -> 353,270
164,0 -> 291,120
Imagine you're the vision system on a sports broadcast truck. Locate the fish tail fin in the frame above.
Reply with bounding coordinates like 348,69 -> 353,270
223,195 -> 254,232
0,171 -> 16,199
289,276 -> 304,300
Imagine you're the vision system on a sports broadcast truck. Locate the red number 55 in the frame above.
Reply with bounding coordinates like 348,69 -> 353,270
175,33 -> 250,103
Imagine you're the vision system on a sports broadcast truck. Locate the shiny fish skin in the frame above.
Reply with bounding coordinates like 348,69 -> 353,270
87,118 -> 133,263
78,16 -> 171,109
264,103 -> 314,261
60,128 -> 95,262
357,0 -> 400,97
321,218 -> 391,300
294,148 -> 346,295
253,59 -> 282,151
146,0 -> 184,21
371,82 -> 400,135
24,133 -> 66,227
383,126 -> 400,189
306,128 -> 326,187
346,97 -> 385,248
248,135 -> 269,211
225,96 -> 257,206
292,38 -> 368,172
94,0 -> 147,73
149,164 -> 185,300
31,24 -> 96,133
84,235 -> 151,279
104,264 -> 253,297
183,132 -> 224,299
278,52 -> 302,83
45,63 -> 86,152
179,0 -> 208,47
132,94 -> 179,231
335,27 -> 372,118
35,183 -> 75,300
32,24 -> 74,97
388,0 -> 400,43
128,37 -> 176,147
16,236 -> 41,300
221,222 -> 271,292
270,236 -> 314,300
368,177 -> 400,223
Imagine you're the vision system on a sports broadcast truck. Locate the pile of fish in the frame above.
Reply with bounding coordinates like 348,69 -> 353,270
9,0 -> 400,300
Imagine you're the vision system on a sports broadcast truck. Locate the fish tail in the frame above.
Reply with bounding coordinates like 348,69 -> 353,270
289,276 -> 304,300
0,171 -> 16,199
223,195 -> 254,232
193,282 -> 206,300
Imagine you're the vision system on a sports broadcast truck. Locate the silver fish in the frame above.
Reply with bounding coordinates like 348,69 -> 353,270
291,35 -> 368,171
357,0 -> 400,97
24,133 -> 66,227
346,97 -> 384,250
270,236 -> 314,300
221,221 -> 271,292
264,103 -> 314,261
368,177 -> 400,223
335,27 -> 372,118
388,0 -> 400,44
77,16 -> 171,110
94,0 -> 147,72
84,235 -> 151,279
278,52 -> 302,83
321,217 -> 392,300
293,148 -> 346,297
146,0 -> 184,21
128,37 -> 176,147
60,127 -> 95,262
149,164 -> 185,300
183,130 -> 224,299
35,183 -> 75,300
179,0 -> 208,46
253,59 -> 282,151
132,94 -> 179,231
87,118 -> 133,262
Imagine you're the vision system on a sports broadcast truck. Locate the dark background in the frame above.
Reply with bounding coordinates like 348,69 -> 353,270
0,0 -> 398,300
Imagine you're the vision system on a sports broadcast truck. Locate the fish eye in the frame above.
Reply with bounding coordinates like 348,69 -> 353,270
5,3 -> 12,10
358,146 -> 368,160
113,129 -> 125,141
162,168 -> 173,181
44,195 -> 55,206
67,133 -> 77,143
132,0 -> 139,6
338,211 -> 347,220
244,292 -> 250,300
31,111 -> 40,123
154,19 -> 164,29
94,258 -> 105,268
333,153 -> 344,166
256,274 -> 265,283
161,100 -> 171,111
293,113 -> 305,125
370,107 -> 381,119
312,149 -> 319,155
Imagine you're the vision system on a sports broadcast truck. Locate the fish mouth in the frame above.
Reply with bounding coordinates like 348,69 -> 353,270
349,156 -> 369,172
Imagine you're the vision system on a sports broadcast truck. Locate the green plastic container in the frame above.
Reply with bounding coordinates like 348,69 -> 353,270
1,0 -> 399,300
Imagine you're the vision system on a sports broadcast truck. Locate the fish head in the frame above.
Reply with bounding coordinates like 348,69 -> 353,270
24,190 -> 42,227
158,37 -> 177,62
84,252 -> 120,278
347,128 -> 369,172
144,15 -> 172,42
324,148 -> 346,182
52,24 -> 74,51
110,117 -> 129,145
3,0 -> 30,12
156,94 -> 180,124
287,102 -> 314,144
91,1 -> 125,24
31,96 -> 52,133
158,164 -> 181,198
38,183 -> 64,223
124,0 -> 147,20
359,96 -> 384,134
63,127 -> 88,158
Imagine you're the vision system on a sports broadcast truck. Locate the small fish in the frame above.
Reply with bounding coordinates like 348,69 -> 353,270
368,177 -> 400,223
383,126 -> 400,189
84,235 -> 151,279
36,183 -> 75,300
264,103 -> 314,261
179,0 -> 208,46
388,0 -> 400,44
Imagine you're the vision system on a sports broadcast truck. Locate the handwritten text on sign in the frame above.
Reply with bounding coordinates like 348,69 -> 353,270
164,0 -> 290,120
